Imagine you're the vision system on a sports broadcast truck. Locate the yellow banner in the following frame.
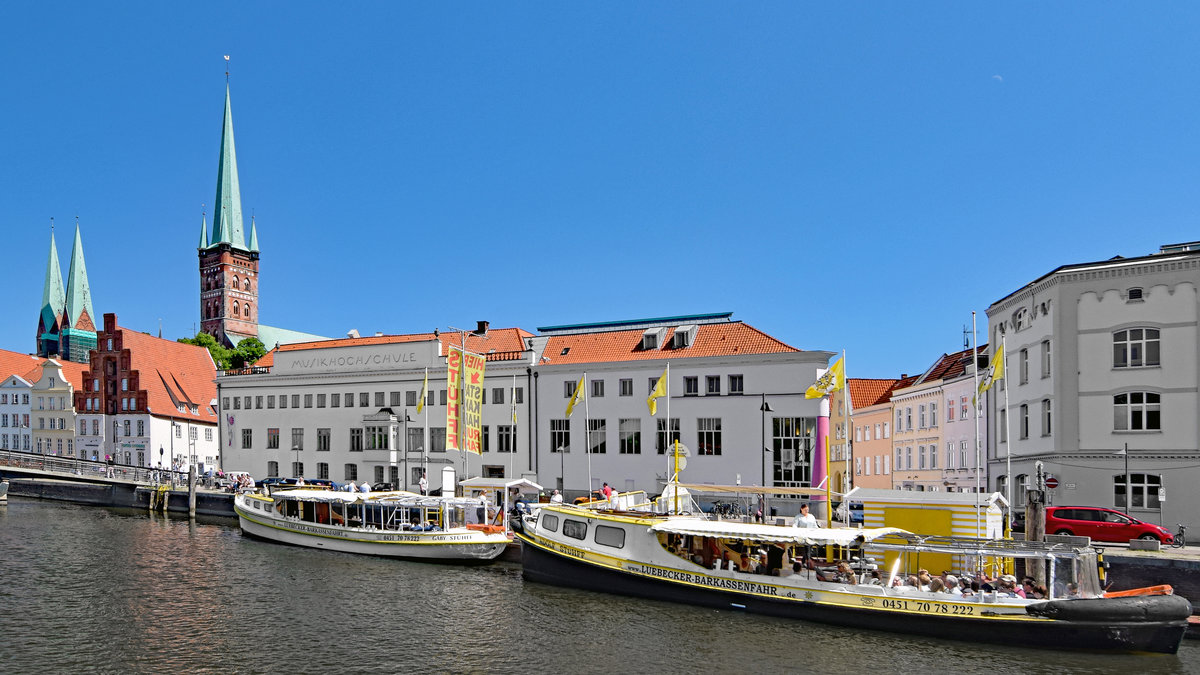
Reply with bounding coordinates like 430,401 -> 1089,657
446,346 -> 463,451
462,350 -> 486,454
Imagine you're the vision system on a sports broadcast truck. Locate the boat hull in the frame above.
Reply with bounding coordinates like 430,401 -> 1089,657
519,533 -> 1189,654
236,502 -> 506,563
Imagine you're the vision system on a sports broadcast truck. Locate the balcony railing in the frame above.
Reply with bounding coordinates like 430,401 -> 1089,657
217,366 -> 272,377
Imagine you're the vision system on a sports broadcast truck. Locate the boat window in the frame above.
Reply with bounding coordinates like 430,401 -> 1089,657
594,525 -> 625,549
541,514 -> 559,532
252,500 -> 260,510
563,519 -> 588,541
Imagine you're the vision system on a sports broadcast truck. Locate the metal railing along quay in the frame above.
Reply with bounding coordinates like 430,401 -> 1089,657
0,448 -> 191,487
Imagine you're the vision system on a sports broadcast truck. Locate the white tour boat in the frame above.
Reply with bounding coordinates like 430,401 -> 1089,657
235,487 -> 509,563
513,498 -> 1191,654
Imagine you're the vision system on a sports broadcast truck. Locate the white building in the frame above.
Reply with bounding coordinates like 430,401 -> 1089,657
219,313 -> 834,513
986,242 -> 1200,532
0,374 -> 32,453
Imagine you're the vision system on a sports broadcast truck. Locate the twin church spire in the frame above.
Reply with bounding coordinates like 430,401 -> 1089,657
37,219 -> 96,362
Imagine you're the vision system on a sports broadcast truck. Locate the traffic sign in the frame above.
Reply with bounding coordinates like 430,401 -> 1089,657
1045,476 -> 1059,489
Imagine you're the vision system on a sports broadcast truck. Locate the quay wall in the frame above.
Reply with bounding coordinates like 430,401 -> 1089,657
1105,552 -> 1200,604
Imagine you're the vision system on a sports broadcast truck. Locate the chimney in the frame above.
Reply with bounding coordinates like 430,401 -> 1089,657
476,320 -> 489,335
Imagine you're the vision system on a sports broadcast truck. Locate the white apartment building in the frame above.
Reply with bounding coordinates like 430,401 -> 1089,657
986,242 -> 1200,532
0,375 -> 32,452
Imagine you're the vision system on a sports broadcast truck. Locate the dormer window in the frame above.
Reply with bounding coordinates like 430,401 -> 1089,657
672,325 -> 698,349
642,327 -> 666,350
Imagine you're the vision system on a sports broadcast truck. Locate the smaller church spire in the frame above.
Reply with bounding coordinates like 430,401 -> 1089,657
199,208 -> 209,249
64,219 -> 95,331
249,215 -> 259,252
41,219 -> 66,323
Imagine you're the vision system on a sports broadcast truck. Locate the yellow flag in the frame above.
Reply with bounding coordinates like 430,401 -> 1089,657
565,375 -> 585,417
977,348 -> 1005,400
805,356 -> 845,399
416,370 -> 428,413
647,367 -> 667,415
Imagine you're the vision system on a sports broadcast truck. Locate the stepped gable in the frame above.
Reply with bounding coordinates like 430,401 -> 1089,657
541,321 -> 798,365
117,327 -> 218,424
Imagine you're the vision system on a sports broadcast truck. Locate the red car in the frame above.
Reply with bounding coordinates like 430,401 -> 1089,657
1045,506 -> 1175,544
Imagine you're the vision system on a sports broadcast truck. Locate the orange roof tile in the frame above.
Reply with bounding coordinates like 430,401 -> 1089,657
920,344 -> 988,383
0,349 -> 88,391
542,322 -> 798,365
848,378 -> 903,408
117,328 -> 218,424
254,328 -> 535,369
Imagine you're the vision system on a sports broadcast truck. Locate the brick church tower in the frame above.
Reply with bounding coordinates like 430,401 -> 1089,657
198,81 -> 260,348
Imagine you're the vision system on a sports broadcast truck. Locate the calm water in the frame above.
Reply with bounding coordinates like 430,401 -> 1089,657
1,497 -> 1198,675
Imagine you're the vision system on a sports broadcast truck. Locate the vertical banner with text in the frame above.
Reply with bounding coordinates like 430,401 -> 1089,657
462,350 -> 486,454
446,346 -> 463,451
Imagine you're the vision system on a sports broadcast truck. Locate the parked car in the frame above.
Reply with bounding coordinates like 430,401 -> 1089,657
1011,513 -> 1025,533
1044,506 -> 1174,544
256,477 -> 300,490
835,501 -> 864,524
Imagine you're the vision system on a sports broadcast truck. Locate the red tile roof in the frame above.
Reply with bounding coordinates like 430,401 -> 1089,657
541,322 -> 798,365
117,328 -> 218,423
0,349 -> 88,391
848,378 -> 904,409
920,344 -> 988,383
254,328 -> 535,368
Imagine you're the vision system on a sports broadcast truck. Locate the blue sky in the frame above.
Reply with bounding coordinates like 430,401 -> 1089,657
5,3 -> 1200,378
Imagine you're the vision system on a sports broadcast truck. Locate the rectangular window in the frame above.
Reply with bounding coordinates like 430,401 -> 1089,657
619,418 -> 641,454
656,418 -> 681,454
406,390 -> 417,407
918,445 -> 926,469
929,443 -> 937,469
999,409 -> 1008,442
232,397 -> 241,410
905,446 -> 912,470
564,380 -> 576,398
1041,399 -> 1052,436
550,419 -> 570,453
439,390 -> 447,406
360,393 -> 370,408
591,379 -> 604,398
930,402 -> 938,427
317,394 -> 326,408
706,376 -> 720,395
317,462 -> 329,480
267,395 -> 275,409
1019,349 -> 1029,384
514,387 -> 523,404
255,396 -> 263,409
291,427 -> 304,450
292,461 -> 304,479
1041,340 -> 1051,378
241,428 -> 252,449
124,420 -> 131,436
205,428 -> 213,441
697,418 -> 722,456
349,428 -> 364,452
1019,404 -> 1029,439
345,393 -> 354,407
497,425 -> 515,453
390,391 -> 402,406
279,395 -> 287,409
267,461 -> 278,478
905,407 -> 912,431
594,525 -> 626,548
330,392 -> 340,408
728,374 -> 743,395
684,376 -> 698,396
619,379 -> 633,396
304,394 -> 313,408
1114,392 -> 1161,431
291,395 -> 300,408
919,405 -> 926,429
1114,473 -> 1163,509
318,428 -> 331,451
243,396 -> 251,409
267,428 -> 280,449
344,463 -> 358,482
492,388 -> 504,405
375,392 -> 384,408
588,419 -> 606,454
431,427 -> 446,452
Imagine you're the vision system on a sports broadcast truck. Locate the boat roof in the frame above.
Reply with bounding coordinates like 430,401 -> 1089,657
676,483 -> 836,497
269,488 -> 490,509
458,477 -> 544,493
649,520 -> 909,545
870,532 -> 1094,560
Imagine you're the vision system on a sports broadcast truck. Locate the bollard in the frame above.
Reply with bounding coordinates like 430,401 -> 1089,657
188,465 -> 196,519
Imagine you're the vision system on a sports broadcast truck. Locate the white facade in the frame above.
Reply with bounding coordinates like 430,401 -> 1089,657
987,243 -> 1200,533
941,371 -> 987,492
0,376 -> 32,452
30,360 -> 75,457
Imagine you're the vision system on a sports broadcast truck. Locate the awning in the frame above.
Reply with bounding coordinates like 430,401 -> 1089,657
458,477 -> 544,494
648,519 -> 909,546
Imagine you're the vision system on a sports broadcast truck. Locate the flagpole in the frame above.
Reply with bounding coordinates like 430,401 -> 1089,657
972,312 -> 981,540
1003,335 -> 1013,524
509,374 -> 516,480
665,362 -> 671,489
842,349 -> 850,501
423,366 -> 429,489
584,371 -> 592,500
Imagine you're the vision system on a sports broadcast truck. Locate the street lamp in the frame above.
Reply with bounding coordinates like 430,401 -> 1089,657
760,394 -> 774,487
1117,444 -> 1130,514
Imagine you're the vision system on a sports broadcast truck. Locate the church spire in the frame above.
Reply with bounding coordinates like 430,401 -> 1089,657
40,222 -> 66,327
199,209 -> 209,249
210,82 -> 248,251
248,215 -> 259,252
64,219 -> 95,331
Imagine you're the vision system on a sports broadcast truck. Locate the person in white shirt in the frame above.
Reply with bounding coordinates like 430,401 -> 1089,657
418,471 -> 428,495
360,481 -> 371,494
792,503 -> 819,528
549,489 -> 563,504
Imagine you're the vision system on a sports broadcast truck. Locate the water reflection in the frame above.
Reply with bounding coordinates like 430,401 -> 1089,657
0,499 -> 1194,674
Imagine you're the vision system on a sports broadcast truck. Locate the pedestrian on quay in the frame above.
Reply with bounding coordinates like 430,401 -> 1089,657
418,471 -> 428,496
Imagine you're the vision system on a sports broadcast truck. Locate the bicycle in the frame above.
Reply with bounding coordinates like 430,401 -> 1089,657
1171,524 -> 1187,549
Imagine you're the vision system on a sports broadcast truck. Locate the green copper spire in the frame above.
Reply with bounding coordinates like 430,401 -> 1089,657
210,83 -> 248,251
248,216 -> 259,252
40,226 -> 66,331
199,212 -> 209,249
64,222 -> 95,330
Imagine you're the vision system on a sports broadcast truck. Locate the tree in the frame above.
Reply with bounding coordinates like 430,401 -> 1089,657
178,332 -> 234,370
231,337 -> 267,369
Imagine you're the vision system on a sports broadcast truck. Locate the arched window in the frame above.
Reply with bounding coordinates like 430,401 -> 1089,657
1113,328 -> 1160,368
232,301 -> 240,316
244,278 -> 251,291
243,303 -> 251,318
232,275 -> 240,290
1114,392 -> 1161,430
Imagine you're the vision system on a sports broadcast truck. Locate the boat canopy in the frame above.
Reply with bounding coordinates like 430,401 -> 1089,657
458,477 -> 544,494
675,483 -> 836,498
649,520 -> 909,546
270,489 -> 485,509
868,532 -> 1094,560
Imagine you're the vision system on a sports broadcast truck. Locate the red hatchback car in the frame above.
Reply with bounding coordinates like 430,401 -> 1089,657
1045,506 -> 1174,544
